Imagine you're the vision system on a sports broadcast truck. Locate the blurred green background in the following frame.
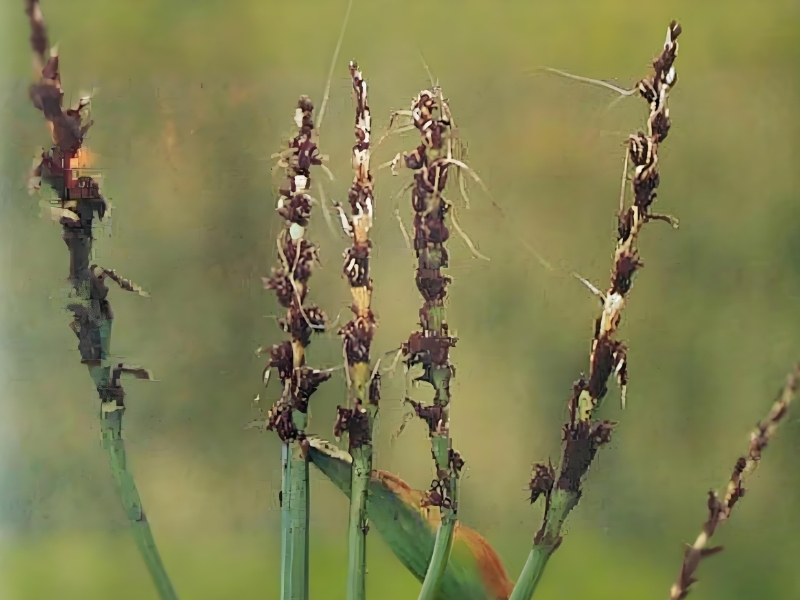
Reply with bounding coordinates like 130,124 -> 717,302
1,0 -> 799,598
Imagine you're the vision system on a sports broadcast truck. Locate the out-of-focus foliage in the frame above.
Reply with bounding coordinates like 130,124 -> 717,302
0,1 -> 799,598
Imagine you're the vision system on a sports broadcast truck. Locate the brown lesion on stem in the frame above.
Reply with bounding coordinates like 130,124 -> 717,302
528,461 -> 556,506
96,364 -> 154,408
668,363 -> 800,600
263,97 -> 331,443
420,448 -> 464,509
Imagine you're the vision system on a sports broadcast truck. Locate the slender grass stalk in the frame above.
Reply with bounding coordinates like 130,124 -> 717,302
101,405 -> 179,600
507,487 -> 570,600
330,61 -> 380,600
416,433 -> 458,600
345,423 -> 372,600
510,21 -> 683,600
280,412 -> 310,600
260,97 -> 331,600
25,3 -> 178,598
667,363 -> 800,600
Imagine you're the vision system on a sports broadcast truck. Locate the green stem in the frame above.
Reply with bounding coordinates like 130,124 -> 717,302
100,407 -> 179,600
346,362 -> 376,600
405,90 -> 460,600
82,309 -> 179,600
417,503 -> 457,600
281,414 -> 310,600
509,489 -> 579,600
417,430 -> 458,600
346,442 -> 371,600
508,546 -> 553,600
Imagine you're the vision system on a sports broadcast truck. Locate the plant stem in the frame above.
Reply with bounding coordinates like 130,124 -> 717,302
261,97 -> 330,600
281,413 -> 310,600
26,4 -> 179,596
338,62 -> 380,600
393,87 -> 464,600
417,402 -> 457,600
345,363 -> 377,600
346,443 -> 370,599
101,406 -> 179,600
508,490 -> 576,600
508,548 -> 550,600
346,416 -> 374,599
418,519 -> 455,598
511,22 -> 682,600
418,451 -> 458,600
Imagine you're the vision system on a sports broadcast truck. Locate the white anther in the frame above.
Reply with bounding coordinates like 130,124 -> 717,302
336,205 -> 353,236
294,174 -> 308,191
365,196 -> 373,220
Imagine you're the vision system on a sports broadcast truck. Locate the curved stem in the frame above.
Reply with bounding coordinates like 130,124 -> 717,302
508,489 -> 576,600
26,4 -> 178,594
512,22 -> 683,600
417,432 -> 458,600
417,506 -> 456,600
508,547 -> 551,600
101,408 -> 179,600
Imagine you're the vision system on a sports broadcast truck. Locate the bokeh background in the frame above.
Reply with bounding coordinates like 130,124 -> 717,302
1,0 -> 799,598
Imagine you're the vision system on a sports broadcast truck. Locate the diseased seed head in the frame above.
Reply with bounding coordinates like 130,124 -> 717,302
263,269 -> 294,308
368,372 -> 381,406
404,398 -> 443,435
264,341 -> 293,382
333,406 -> 352,440
529,462 -> 556,505
277,193 -> 312,226
340,316 -> 376,364
449,450 -> 464,474
294,366 -> 332,405
267,406 -> 298,442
